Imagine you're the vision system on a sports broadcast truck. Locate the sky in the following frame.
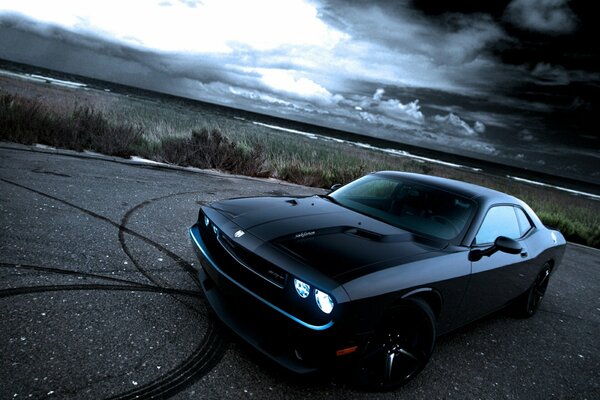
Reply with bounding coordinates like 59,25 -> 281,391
0,0 -> 598,183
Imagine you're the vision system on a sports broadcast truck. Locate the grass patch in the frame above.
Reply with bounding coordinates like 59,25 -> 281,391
156,128 -> 269,176
0,93 -> 145,157
1,84 -> 598,248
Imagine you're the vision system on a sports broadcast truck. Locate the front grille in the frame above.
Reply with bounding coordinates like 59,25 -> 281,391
198,223 -> 287,301
218,234 -> 288,287
194,220 -> 336,330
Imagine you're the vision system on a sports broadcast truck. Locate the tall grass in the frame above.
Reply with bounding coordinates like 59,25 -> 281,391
1,87 -> 598,248
0,93 -> 145,157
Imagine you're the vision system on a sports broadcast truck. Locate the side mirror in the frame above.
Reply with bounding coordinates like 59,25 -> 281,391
469,236 -> 522,262
494,236 -> 522,255
330,183 -> 342,192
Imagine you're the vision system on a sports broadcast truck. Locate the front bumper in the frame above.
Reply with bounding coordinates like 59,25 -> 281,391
189,225 -> 351,373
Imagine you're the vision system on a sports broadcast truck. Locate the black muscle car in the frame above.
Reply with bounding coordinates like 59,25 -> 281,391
189,171 -> 566,389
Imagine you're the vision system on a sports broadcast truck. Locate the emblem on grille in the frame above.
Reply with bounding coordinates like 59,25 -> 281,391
234,230 -> 245,238
267,269 -> 285,282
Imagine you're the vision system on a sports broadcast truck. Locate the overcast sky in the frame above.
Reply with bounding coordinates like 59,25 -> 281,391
0,0 -> 598,182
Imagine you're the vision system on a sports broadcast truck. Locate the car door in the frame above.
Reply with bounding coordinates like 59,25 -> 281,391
460,205 -> 535,323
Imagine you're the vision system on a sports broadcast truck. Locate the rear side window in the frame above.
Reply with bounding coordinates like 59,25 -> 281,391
475,206 -> 520,244
514,207 -> 533,237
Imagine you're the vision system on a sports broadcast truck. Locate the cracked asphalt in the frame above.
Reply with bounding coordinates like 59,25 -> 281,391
1,143 -> 598,399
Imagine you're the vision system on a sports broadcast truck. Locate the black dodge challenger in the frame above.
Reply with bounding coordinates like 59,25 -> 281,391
189,171 -> 566,389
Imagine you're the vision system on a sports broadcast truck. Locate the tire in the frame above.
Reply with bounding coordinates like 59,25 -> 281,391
514,264 -> 551,318
355,298 -> 436,391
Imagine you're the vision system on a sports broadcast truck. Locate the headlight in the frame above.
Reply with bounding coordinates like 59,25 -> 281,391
315,289 -> 334,314
294,279 -> 310,298
204,215 -> 210,226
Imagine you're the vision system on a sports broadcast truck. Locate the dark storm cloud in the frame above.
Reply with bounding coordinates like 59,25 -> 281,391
319,1 -> 506,83
504,0 -> 578,35
0,12 -> 263,96
0,0 -> 598,182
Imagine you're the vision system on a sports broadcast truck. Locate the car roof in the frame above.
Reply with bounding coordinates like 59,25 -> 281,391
374,171 -> 518,205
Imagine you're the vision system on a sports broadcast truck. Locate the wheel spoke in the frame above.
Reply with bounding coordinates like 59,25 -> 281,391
384,352 -> 395,381
397,347 -> 419,362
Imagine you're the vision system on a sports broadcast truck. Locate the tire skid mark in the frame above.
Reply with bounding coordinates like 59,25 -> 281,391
117,192 -> 205,315
0,262 -> 207,313
1,262 -> 155,287
1,178 -> 228,399
107,320 -> 226,400
0,178 -> 200,288
117,191 -> 203,290
114,193 -> 227,399
1,179 -> 203,310
0,283 -> 201,299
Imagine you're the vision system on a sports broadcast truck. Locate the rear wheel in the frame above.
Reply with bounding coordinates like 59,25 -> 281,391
355,298 -> 436,390
514,264 -> 551,318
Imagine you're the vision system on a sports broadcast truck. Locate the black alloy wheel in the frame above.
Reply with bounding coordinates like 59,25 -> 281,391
515,264 -> 552,318
355,298 -> 436,391
526,266 -> 551,316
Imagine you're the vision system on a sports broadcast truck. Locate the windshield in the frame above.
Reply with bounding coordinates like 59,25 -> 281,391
329,175 -> 476,241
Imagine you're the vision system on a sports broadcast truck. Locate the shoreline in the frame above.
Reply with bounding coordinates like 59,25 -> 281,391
1,58 -> 598,194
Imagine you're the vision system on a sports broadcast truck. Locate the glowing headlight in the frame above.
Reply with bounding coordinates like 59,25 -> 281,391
294,279 -> 310,298
204,216 -> 210,226
315,289 -> 334,314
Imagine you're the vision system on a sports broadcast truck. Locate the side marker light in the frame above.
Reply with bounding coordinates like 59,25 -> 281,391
336,346 -> 358,356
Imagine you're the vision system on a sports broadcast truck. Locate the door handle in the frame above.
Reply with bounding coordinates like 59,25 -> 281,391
520,251 -> 528,258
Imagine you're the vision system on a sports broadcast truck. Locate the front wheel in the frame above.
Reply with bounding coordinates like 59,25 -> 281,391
355,298 -> 436,391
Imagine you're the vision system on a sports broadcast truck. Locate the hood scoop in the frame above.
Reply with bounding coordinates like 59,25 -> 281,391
274,225 -> 436,281
346,228 -> 383,241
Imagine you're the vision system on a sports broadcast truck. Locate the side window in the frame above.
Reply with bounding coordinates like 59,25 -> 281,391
475,206 -> 520,244
514,207 -> 533,237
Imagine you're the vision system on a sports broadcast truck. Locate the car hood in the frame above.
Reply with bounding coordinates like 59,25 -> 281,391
207,196 -> 446,281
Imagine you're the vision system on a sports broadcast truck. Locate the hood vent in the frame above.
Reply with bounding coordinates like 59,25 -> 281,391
346,228 -> 383,241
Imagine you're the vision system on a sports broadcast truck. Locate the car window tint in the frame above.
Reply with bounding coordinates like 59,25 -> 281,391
330,175 -> 476,241
475,206 -> 520,244
514,207 -> 533,237
342,178 -> 398,198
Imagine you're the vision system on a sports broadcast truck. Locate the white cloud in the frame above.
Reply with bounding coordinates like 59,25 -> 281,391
251,68 -> 343,106
419,129 -> 497,155
0,0 -> 347,53
355,88 -> 424,123
433,113 -> 482,137
0,0 -> 515,96
377,99 -> 424,123
466,141 -> 497,154
474,121 -> 486,134
373,88 -> 385,101
504,0 -> 578,35
228,86 -> 292,107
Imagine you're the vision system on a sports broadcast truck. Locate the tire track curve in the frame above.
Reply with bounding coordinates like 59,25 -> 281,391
0,178 -> 228,399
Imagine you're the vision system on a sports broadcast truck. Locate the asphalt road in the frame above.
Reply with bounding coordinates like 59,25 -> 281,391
1,143 -> 598,400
